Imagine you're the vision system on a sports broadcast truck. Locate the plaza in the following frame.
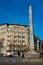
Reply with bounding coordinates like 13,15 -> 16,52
0,5 -> 43,61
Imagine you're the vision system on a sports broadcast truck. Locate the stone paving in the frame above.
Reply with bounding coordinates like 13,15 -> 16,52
0,57 -> 43,63
21,59 -> 43,62
0,62 -> 43,65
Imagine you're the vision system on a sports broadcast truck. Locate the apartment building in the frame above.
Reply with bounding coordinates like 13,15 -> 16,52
0,23 -> 42,58
0,23 -> 30,57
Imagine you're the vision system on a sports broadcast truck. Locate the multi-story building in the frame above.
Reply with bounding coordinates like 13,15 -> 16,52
0,23 -> 30,57
0,23 -> 42,59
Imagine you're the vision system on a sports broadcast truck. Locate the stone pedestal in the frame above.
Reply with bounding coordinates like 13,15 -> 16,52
29,50 -> 40,59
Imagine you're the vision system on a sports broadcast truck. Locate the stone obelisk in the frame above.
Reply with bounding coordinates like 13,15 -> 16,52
29,5 -> 40,58
29,5 -> 34,52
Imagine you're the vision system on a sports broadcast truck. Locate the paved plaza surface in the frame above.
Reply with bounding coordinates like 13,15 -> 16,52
0,57 -> 43,63
0,62 -> 43,65
0,57 -> 43,65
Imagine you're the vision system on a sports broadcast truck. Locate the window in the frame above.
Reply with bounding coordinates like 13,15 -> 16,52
14,30 -> 17,32
22,38 -> 25,41
22,34 -> 24,36
18,42 -> 21,45
26,29 -> 29,34
1,27 -> 7,30
6,46 -> 10,50
22,33 -> 25,38
14,38 -> 17,41
14,36 -> 17,38
8,33 -> 11,37
14,33 -> 16,36
22,36 -> 25,38
14,42 -> 16,45
18,38 -> 21,42
18,34 -> 20,36
14,47 -> 17,50
14,25 -> 18,28
18,28 -> 22,32
16,25 -> 18,28
22,40 -> 25,42
18,36 -> 21,38
8,28 -> 11,32
7,42 -> 10,45
8,37 -> 11,40
1,32 -> 6,34
22,42 -> 25,45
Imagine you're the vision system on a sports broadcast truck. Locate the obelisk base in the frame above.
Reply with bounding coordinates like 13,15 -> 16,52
29,50 -> 40,59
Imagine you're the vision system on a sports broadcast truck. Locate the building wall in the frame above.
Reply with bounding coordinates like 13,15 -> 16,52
0,24 -> 30,56
0,24 -> 41,57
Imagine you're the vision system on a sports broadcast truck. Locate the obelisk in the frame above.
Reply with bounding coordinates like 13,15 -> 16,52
29,5 -> 40,58
29,5 -> 34,51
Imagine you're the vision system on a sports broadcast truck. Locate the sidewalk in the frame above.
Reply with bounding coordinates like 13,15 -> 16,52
21,59 -> 43,62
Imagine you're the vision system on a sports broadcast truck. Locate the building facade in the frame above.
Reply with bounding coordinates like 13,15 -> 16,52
0,24 -> 30,57
0,23 -> 41,58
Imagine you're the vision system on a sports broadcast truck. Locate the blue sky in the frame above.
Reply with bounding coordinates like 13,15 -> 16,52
0,0 -> 43,40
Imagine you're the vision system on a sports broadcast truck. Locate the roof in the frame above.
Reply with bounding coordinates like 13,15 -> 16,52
0,23 -> 29,27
